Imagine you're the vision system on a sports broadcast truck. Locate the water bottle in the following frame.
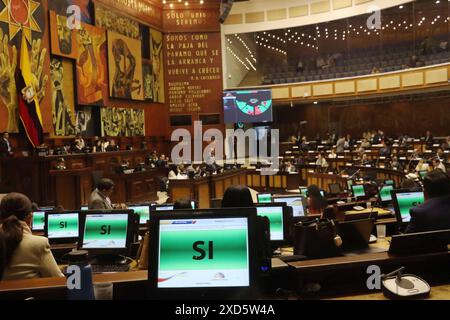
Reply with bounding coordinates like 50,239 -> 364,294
66,250 -> 95,300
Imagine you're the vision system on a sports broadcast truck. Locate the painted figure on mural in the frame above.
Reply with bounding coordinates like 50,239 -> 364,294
151,37 -> 163,102
50,58 -> 76,136
111,38 -> 141,99
0,29 -> 18,132
76,23 -> 106,105
56,14 -> 72,55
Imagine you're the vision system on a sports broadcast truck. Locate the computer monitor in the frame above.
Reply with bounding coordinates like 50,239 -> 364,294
128,204 -> 151,225
257,193 -> 272,203
351,185 -> 366,199
299,186 -> 308,196
328,183 -> 343,195
255,203 -> 290,246
384,179 -> 395,187
80,205 -> 89,211
379,185 -> 394,203
31,212 -> 46,231
389,229 -> 450,255
148,209 -> 257,299
418,171 -> 428,180
300,189 -> 325,197
273,195 -> 306,217
347,179 -> 354,191
44,211 -> 79,243
78,210 -> 138,257
152,204 -> 175,212
392,190 -> 425,224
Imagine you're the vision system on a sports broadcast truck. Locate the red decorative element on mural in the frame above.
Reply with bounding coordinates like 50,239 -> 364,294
9,0 -> 29,25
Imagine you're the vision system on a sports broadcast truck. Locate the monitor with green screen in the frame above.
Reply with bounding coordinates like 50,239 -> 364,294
257,194 -> 272,203
81,214 -> 129,249
352,185 -> 366,198
256,206 -> 284,241
157,217 -> 250,288
32,212 -> 45,231
394,191 -> 425,223
419,171 -> 427,179
46,212 -> 79,240
385,180 -> 395,186
128,205 -> 150,224
379,185 -> 394,202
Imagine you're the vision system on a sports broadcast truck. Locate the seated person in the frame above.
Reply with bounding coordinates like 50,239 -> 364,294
390,156 -> 402,171
72,139 -> 84,153
174,198 -> 193,210
222,185 -> 254,208
316,154 -> 328,168
73,133 -> 85,149
0,132 -> 14,157
360,153 -> 371,166
168,165 -> 178,180
328,148 -> 337,159
432,157 -> 446,173
88,178 -> 115,210
106,139 -> 119,152
405,170 -> 450,233
307,185 -> 327,216
100,137 -> 110,152
156,154 -> 168,167
361,138 -> 371,149
0,193 -> 64,280
379,141 -> 391,157
91,136 -> 102,152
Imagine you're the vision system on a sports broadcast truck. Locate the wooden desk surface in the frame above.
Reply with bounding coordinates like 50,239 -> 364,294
288,239 -> 449,273
0,258 -> 286,293
330,284 -> 450,300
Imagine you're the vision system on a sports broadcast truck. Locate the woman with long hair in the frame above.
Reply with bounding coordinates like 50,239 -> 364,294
307,185 -> 327,216
0,193 -> 63,280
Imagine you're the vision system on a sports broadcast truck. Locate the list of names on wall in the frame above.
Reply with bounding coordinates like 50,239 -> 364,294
165,33 -> 222,114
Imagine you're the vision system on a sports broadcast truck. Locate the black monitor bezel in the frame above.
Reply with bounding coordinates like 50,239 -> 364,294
391,188 -> 425,225
148,208 -> 258,300
44,210 -> 80,244
272,194 -> 307,217
78,210 -> 137,256
255,202 -> 291,246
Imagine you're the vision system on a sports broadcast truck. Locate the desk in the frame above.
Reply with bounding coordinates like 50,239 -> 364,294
0,150 -> 160,208
169,170 -> 246,208
288,239 -> 450,298
330,284 -> 450,300
0,258 -> 287,300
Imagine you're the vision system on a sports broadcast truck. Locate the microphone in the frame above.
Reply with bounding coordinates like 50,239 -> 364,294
349,169 -> 361,179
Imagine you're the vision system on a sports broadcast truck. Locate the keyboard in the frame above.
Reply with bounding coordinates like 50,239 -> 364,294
91,264 -> 130,273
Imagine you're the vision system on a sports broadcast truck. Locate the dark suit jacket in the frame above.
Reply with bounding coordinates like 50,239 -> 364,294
405,194 -> 450,233
0,139 -> 11,156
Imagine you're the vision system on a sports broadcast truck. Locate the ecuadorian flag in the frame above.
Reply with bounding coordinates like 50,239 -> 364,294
18,33 -> 43,148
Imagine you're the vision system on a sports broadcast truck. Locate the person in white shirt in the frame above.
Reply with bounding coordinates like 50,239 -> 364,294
433,158 -> 446,173
316,154 -> 328,168
328,148 -> 337,159
415,159 -> 429,173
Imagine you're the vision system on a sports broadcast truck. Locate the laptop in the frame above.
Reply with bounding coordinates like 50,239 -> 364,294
337,219 -> 374,252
